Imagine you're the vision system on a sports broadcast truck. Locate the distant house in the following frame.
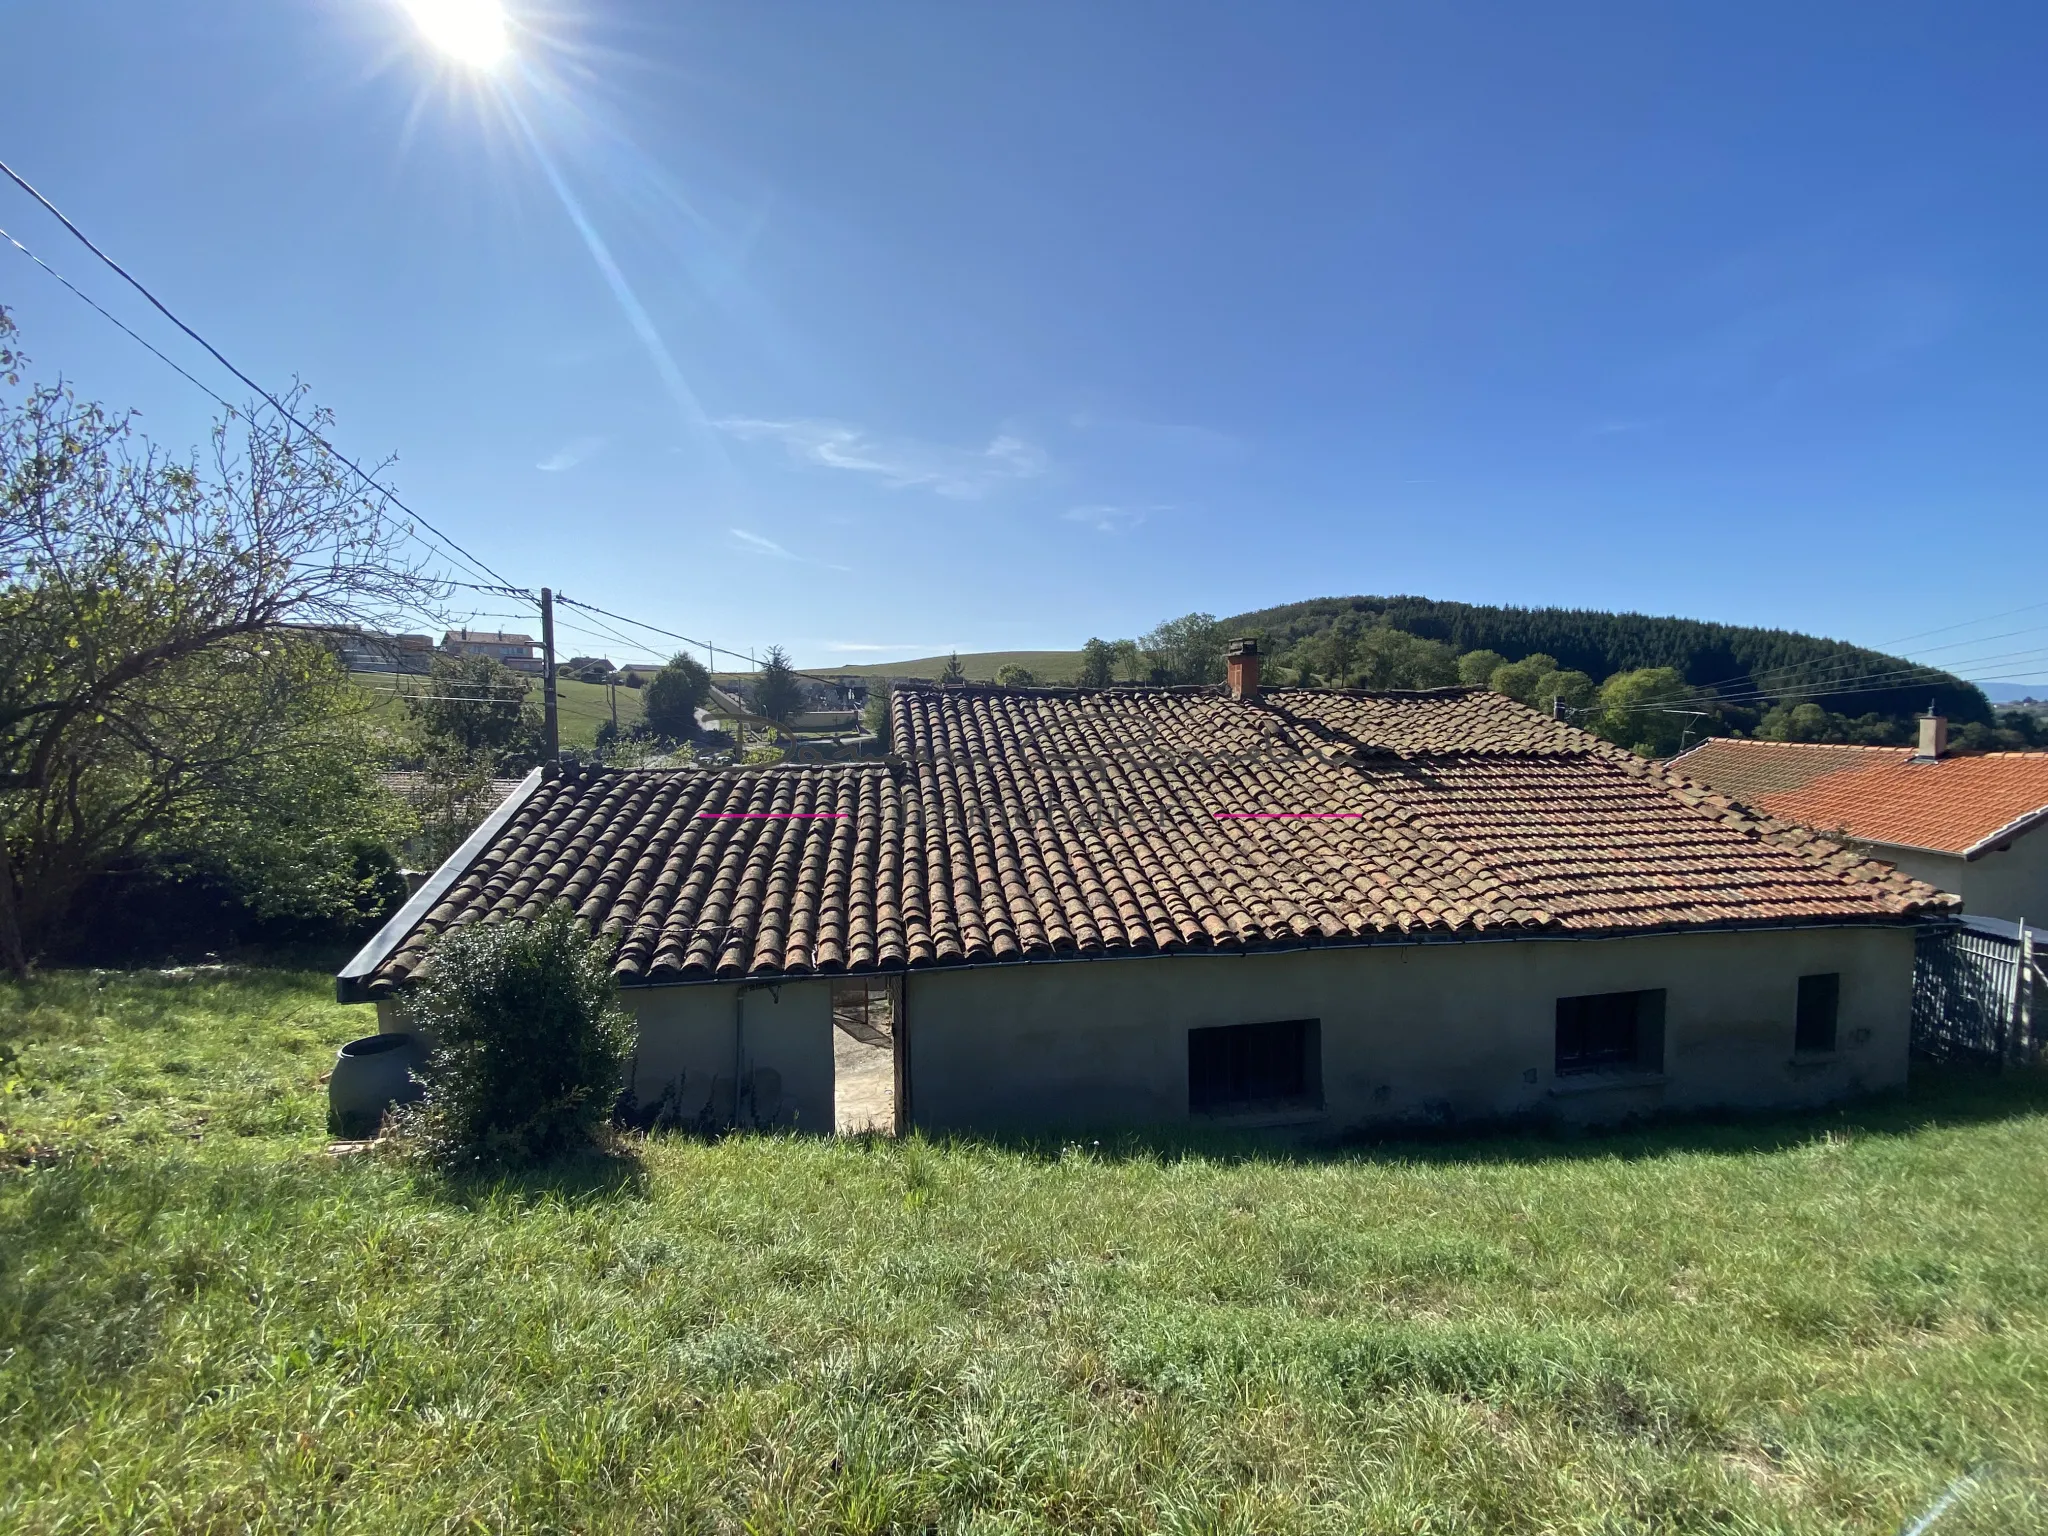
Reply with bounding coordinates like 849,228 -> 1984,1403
296,625 -> 435,673
341,645 -> 1951,1137
1671,714 -> 2048,929
442,629 -> 542,675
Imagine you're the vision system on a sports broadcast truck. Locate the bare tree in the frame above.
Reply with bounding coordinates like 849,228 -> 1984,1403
0,310 -> 443,970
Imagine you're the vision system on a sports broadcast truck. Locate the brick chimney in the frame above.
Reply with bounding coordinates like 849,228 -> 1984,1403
1913,708 -> 1947,763
1226,637 -> 1262,701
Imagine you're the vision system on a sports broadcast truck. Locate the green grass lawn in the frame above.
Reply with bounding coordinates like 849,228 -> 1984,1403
349,673 -> 642,753
4,970 -> 2046,1533
814,650 -> 1088,683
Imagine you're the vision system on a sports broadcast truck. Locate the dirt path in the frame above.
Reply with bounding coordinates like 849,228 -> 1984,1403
834,1022 -> 894,1134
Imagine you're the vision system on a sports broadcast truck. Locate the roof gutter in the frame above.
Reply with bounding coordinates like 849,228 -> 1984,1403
1850,812 -> 2048,863
1958,803 -> 2048,861
335,766 -> 547,1003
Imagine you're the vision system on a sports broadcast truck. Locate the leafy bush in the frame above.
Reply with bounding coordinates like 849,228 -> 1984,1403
405,653 -> 543,772
402,903 -> 633,1168
1139,613 -> 1226,684
44,701 -> 413,965
1590,667 -> 1691,757
642,653 -> 710,742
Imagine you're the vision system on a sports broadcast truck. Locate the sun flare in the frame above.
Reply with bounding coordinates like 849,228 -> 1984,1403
399,0 -> 511,69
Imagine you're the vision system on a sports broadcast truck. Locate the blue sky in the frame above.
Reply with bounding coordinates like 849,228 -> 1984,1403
2,2 -> 2045,679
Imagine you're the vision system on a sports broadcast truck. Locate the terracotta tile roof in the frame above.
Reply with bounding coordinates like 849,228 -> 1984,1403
1264,686 -> 1598,757
1670,737 -> 2048,857
365,764 -> 905,994
346,685 -> 1952,997
1663,739 -> 1912,800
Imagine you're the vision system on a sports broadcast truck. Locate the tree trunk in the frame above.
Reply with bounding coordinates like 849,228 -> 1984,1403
0,833 -> 28,980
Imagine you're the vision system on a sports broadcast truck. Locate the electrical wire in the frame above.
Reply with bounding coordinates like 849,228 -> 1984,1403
1880,599 -> 2048,650
555,593 -> 875,689
1580,636 -> 2048,718
1,223 -> 235,410
4,180 -> 843,687
3,166 -> 854,736
0,155 -> 519,594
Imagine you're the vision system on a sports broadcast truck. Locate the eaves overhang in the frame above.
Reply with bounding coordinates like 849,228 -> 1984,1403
335,766 -> 546,1004
601,907 -> 1935,989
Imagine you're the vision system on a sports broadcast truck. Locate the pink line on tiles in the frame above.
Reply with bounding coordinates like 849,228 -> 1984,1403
696,812 -> 849,819
1212,811 -> 1366,819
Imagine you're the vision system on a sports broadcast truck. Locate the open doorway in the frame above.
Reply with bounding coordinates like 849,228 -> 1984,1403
830,976 -> 897,1134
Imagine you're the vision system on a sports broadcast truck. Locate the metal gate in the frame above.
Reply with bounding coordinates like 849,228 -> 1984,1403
1911,921 -> 2046,1063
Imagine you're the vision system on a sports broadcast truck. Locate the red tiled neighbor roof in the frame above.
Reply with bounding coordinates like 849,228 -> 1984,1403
341,686 -> 1953,998
1669,737 -> 2048,858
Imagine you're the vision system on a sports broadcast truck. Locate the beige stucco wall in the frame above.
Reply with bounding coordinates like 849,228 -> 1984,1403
1870,828 -> 2048,930
626,980 -> 834,1133
366,984 -> 835,1134
370,924 -> 1912,1137
900,926 -> 1915,1136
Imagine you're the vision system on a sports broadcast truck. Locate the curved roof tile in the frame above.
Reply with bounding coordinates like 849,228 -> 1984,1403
345,685 -> 1953,996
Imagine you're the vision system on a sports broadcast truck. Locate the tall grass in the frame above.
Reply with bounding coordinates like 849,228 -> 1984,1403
3,969 -> 2045,1532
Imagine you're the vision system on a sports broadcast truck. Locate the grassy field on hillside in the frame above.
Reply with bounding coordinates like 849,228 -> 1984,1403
349,673 -> 642,752
3,970 -> 2046,1533
821,650 -> 1087,683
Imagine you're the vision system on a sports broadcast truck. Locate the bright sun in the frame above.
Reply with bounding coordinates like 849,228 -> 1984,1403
400,0 -> 511,69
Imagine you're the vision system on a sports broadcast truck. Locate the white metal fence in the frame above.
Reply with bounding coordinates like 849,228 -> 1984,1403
1911,921 -> 2045,1063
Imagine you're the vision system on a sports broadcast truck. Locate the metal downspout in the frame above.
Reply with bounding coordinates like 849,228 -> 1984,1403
732,985 -> 746,1130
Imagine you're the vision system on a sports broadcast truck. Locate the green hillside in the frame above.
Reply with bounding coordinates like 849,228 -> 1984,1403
809,596 -> 1982,729
816,650 -> 1087,683
1227,596 -> 1987,725
349,673 -> 641,753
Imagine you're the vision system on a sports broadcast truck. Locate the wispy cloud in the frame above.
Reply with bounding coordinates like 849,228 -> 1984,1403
535,434 -> 608,472
1063,503 -> 1151,534
728,527 -> 797,560
1644,277 -> 1957,407
1065,412 -> 1247,461
716,417 -> 1048,498
726,527 -> 851,573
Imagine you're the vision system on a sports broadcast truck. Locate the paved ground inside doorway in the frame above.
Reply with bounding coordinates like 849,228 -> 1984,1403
833,1015 -> 894,1134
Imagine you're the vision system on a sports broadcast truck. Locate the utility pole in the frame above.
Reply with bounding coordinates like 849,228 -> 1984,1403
540,586 -> 560,764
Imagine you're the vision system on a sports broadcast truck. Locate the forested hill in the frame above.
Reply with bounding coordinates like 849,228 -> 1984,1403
1223,595 -> 1989,725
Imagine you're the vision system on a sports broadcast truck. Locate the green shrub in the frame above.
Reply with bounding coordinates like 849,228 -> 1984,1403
402,903 -> 633,1168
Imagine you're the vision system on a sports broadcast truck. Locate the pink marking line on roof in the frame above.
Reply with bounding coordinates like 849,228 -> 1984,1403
696,811 -> 849,819
1212,811 -> 1366,819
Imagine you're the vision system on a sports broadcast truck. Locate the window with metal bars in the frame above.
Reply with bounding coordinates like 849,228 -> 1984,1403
1188,1018 -> 1321,1114
1555,989 -> 1665,1075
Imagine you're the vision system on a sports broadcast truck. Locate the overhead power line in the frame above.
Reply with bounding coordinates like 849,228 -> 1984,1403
1881,598 -> 2048,651
1584,630 -> 2048,719
0,223 -> 234,410
0,155 -> 519,594
2,163 -> 873,742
